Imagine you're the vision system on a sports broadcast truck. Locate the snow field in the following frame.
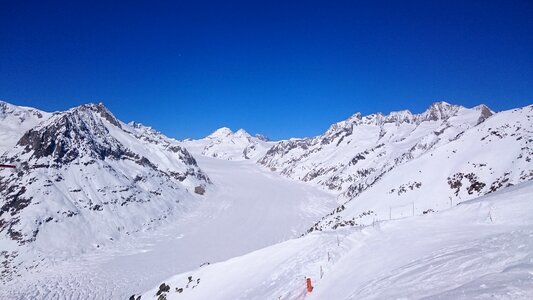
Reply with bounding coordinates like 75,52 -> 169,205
142,181 -> 533,300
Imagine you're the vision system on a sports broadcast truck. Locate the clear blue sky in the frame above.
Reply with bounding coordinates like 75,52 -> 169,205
1,0 -> 532,140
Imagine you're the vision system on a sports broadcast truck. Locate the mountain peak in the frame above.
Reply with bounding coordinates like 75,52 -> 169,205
0,100 -> 49,121
208,127 -> 233,139
70,102 -> 122,128
421,101 -> 463,121
347,112 -> 363,122
14,103 -> 127,164
473,104 -> 494,124
473,104 -> 493,113
234,128 -> 252,138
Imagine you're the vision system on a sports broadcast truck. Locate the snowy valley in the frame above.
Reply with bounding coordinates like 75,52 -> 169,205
141,180 -> 533,300
0,100 -> 532,299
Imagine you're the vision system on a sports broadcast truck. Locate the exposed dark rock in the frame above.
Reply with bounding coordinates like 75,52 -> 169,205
194,186 -> 206,195
156,283 -> 170,296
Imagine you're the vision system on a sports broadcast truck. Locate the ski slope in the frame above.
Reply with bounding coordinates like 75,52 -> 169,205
141,181 -> 533,300
0,155 -> 338,299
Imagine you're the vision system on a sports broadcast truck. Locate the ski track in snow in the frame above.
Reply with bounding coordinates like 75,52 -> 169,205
0,156 -> 338,300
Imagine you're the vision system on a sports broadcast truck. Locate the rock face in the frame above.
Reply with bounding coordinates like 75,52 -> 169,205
0,103 -> 209,250
182,127 -> 274,161
258,103 -> 533,232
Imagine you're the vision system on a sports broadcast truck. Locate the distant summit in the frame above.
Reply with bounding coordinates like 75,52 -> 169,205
182,127 -> 273,161
207,127 -> 234,139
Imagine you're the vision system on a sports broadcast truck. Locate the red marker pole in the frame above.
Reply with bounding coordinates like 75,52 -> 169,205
306,277 -> 313,293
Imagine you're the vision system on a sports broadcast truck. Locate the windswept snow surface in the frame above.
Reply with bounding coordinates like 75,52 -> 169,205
142,181 -> 533,300
0,156 -> 338,299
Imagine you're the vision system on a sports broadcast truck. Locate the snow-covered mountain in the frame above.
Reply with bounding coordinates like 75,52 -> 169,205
0,100 -> 51,154
0,103 -> 210,278
256,102 -> 532,229
307,104 -> 533,231
182,127 -> 274,161
259,102 -> 493,198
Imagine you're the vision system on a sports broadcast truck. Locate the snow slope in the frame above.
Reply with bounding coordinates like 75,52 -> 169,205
310,104 -> 533,231
259,102 -> 493,199
182,127 -> 274,161
0,100 -> 51,154
141,180 -> 533,300
0,155 -> 338,299
0,103 -> 209,282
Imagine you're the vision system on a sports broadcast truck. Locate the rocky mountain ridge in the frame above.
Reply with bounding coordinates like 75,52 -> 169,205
0,102 -> 209,260
259,102 -> 493,196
